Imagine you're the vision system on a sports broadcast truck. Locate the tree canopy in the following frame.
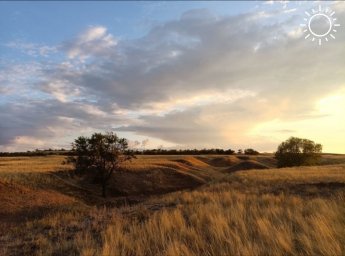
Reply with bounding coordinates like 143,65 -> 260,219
275,137 -> 322,168
67,132 -> 134,197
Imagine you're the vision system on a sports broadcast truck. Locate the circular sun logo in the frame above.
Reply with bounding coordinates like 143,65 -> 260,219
300,5 -> 341,46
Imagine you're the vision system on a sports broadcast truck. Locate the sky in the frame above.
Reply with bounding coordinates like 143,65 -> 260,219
0,1 -> 345,153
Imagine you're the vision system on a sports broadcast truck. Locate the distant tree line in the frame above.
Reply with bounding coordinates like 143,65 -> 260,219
132,148 -> 237,155
0,149 -> 74,157
0,147 -> 262,156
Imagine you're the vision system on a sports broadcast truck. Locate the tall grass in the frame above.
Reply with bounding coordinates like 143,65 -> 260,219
1,156 -> 345,255
101,179 -> 345,256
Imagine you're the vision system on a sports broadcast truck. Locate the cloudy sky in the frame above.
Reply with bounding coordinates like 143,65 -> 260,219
1,1 -> 344,153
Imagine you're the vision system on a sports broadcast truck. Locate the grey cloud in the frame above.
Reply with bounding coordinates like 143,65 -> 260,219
0,99 -> 129,147
117,108 -> 220,147
117,96 -> 285,148
58,7 -> 344,113
2,3 -> 345,150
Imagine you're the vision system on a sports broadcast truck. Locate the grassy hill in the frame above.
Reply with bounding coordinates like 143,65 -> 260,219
1,154 -> 345,255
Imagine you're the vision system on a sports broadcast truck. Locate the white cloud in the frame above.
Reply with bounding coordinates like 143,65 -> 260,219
138,89 -> 256,116
287,27 -> 303,38
263,1 -> 274,5
40,80 -> 80,102
13,136 -> 44,146
333,1 -> 345,13
80,26 -> 107,41
5,41 -> 57,57
1,5 -> 345,152
61,26 -> 117,60
284,8 -> 297,14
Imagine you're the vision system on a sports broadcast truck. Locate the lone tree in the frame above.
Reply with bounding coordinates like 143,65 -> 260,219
67,132 -> 134,197
275,137 -> 322,168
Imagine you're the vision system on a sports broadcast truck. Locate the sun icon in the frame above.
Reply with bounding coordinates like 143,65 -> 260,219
300,5 -> 341,46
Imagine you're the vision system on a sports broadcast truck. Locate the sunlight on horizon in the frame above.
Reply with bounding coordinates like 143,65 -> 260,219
250,88 -> 345,153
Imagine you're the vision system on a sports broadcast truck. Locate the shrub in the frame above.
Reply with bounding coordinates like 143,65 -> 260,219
275,137 -> 322,167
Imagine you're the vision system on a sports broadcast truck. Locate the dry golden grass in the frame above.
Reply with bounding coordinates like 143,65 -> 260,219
236,165 -> 345,182
121,155 -> 217,179
0,156 -> 74,189
1,155 -> 345,255
0,157 -> 65,188
101,191 -> 345,256
106,155 -> 224,196
0,155 -> 71,173
98,166 -> 345,256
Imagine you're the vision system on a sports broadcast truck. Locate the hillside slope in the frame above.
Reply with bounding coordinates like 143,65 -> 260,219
1,155 -> 345,255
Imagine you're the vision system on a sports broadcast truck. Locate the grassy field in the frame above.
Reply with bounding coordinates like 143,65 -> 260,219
1,154 -> 345,255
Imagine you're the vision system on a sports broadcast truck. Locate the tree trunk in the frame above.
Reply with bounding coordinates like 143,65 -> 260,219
102,181 -> 107,198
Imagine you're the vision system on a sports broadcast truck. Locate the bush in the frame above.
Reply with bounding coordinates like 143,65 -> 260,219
275,137 -> 322,167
